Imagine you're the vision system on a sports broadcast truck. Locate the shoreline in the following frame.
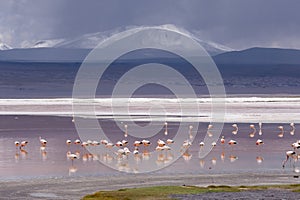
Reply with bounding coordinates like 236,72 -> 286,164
0,96 -> 299,123
1,172 -> 300,199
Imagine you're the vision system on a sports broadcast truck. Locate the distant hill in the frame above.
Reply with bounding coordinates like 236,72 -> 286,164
0,48 -> 90,62
213,47 -> 300,65
0,46 -> 300,71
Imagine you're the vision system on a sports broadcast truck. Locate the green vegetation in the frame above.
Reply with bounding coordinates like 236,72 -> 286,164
82,184 -> 300,200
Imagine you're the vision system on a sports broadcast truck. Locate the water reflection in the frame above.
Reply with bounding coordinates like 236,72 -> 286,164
229,155 -> 238,163
256,156 -> 264,164
3,121 -> 300,178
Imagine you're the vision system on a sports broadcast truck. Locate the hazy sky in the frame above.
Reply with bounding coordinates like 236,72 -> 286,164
1,0 -> 300,50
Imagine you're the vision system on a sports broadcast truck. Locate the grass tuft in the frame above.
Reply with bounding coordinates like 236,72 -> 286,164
82,184 -> 300,200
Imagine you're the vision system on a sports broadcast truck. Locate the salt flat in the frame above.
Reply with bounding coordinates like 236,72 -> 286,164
0,97 -> 299,123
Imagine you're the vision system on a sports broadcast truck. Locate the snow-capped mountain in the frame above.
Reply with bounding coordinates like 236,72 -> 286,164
22,24 -> 233,56
0,25 -> 235,62
54,25 -> 233,55
32,39 -> 65,48
0,42 -> 12,50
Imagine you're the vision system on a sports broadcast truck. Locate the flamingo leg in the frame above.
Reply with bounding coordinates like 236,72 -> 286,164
282,155 -> 289,168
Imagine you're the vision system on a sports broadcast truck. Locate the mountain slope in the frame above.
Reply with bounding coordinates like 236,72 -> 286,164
213,47 -> 300,65
0,43 -> 12,50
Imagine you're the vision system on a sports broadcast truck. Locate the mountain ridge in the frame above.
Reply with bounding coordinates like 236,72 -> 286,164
213,47 -> 300,65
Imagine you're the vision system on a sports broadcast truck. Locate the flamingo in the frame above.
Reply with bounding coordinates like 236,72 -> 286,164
142,139 -> 151,147
66,139 -> 72,146
207,124 -> 213,130
166,139 -> 174,145
133,147 -> 139,155
67,152 -> 78,166
290,123 -> 296,135
220,136 -> 225,144
163,145 -> 171,151
81,141 -> 89,147
117,148 -> 125,156
122,139 -> 128,146
258,122 -> 263,135
189,125 -> 193,139
86,140 -> 92,145
278,126 -> 284,138
228,139 -> 237,146
182,140 -> 191,148
282,150 -> 297,168
115,141 -> 123,147
14,141 -> 20,149
249,124 -> 256,138
156,145 -> 164,151
199,141 -> 205,148
134,140 -> 142,147
256,139 -> 264,146
123,147 -> 131,155
232,124 -> 238,135
157,139 -> 166,147
91,140 -> 100,146
100,139 -> 108,145
164,122 -> 168,135
211,141 -> 217,147
124,124 -> 128,138
39,136 -> 47,147
278,126 -> 284,131
229,155 -> 238,162
292,142 -> 300,151
74,139 -> 81,145
20,141 -> 28,149
105,142 -> 114,148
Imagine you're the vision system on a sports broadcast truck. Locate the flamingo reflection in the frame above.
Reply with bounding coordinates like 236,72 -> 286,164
256,156 -> 264,164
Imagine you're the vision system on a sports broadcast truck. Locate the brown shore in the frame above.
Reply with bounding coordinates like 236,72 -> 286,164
1,172 -> 300,200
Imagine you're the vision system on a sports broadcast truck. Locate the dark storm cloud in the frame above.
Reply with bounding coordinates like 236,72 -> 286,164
1,0 -> 300,49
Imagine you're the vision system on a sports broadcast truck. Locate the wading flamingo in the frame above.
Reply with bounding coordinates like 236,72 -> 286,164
232,124 -> 238,135
164,122 -> 168,136
278,126 -> 284,138
290,123 -> 296,135
39,136 -> 47,147
220,136 -> 225,144
282,151 -> 296,168
249,124 -> 256,138
258,122 -> 263,135
189,125 -> 193,139
256,139 -> 264,146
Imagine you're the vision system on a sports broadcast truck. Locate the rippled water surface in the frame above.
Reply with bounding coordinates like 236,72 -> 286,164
0,115 -> 298,180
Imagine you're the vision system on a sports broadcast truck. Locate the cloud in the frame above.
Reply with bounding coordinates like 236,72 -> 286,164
0,0 -> 60,47
0,0 -> 300,49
